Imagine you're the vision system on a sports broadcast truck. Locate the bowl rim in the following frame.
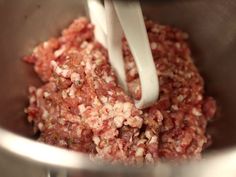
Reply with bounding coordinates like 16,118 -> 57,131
1,126 -> 236,177
0,127 -> 171,174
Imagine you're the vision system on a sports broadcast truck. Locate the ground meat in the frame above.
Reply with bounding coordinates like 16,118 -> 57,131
24,17 -> 217,164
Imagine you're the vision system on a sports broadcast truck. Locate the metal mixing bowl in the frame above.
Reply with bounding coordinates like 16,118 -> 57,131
0,0 -> 236,177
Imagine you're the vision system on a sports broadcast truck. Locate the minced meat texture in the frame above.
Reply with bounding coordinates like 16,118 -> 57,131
24,17 -> 216,164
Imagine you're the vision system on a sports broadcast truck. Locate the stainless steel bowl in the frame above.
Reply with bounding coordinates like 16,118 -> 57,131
0,0 -> 236,177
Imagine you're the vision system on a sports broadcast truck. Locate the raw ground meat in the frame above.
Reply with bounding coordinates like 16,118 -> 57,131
24,17 -> 216,164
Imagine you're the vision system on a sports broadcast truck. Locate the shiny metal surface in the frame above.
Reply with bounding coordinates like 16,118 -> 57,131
0,0 -> 236,176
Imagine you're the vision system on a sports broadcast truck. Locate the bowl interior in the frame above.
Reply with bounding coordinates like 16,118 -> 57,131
0,0 -> 236,152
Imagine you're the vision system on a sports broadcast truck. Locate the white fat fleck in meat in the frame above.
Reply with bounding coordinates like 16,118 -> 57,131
95,58 -> 103,66
186,72 -> 193,79
134,85 -> 140,95
100,96 -> 108,104
50,60 -> 57,69
78,104 -> 86,113
92,136 -> 100,145
122,102 -> 132,118
171,105 -> 179,111
76,128 -> 82,137
149,136 -> 158,144
70,72 -> 80,83
27,116 -> 33,123
51,60 -> 71,78
107,91 -> 113,95
197,94 -> 203,101
68,85 -> 76,98
145,153 -> 154,163
156,110 -> 163,121
176,57 -> 181,63
43,92 -> 50,98
103,73 -> 113,83
85,44 -> 94,54
68,48 -> 80,55
104,103 -> 113,111
151,26 -> 160,33
29,86 -> 36,93
36,88 -> 43,97
80,41 -> 88,49
175,42 -> 181,49
145,130 -> 153,140
151,42 -> 158,50
114,116 -> 125,128
93,97 -> 102,106
60,68 -> 70,78
135,147 -> 145,157
85,61 -> 92,71
43,41 -> 50,48
176,146 -> 182,152
29,96 -> 36,104
137,139 -> 147,145
113,102 -> 124,113
126,61 -> 135,70
93,51 -> 101,58
42,109 -> 49,119
124,116 -> 143,128
129,68 -> 137,77
33,46 -> 39,54
38,122 -> 44,131
61,90 -> 67,99
94,81 -> 99,89
59,140 -> 67,146
54,46 -> 66,58
100,128 -> 118,139
58,118 -> 65,125
177,95 -> 185,102
80,61 -> 85,66
192,108 -> 202,116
